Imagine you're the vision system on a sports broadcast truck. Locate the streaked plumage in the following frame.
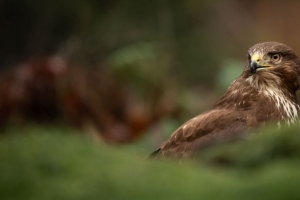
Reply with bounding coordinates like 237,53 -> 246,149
151,42 -> 300,158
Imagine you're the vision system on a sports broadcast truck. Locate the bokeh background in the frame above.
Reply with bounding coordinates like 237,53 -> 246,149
3,1 -> 300,199
1,0 -> 300,148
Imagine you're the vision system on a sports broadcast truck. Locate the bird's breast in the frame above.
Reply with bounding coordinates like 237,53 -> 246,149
262,88 -> 299,124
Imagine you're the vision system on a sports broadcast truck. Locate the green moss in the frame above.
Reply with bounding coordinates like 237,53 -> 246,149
198,124 -> 300,169
1,125 -> 300,200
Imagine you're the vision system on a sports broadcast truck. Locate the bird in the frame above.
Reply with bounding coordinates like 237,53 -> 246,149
150,42 -> 300,158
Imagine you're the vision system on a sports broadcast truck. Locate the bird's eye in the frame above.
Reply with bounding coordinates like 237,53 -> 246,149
271,54 -> 281,62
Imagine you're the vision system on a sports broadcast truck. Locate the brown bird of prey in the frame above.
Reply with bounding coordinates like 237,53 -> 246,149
150,42 -> 300,158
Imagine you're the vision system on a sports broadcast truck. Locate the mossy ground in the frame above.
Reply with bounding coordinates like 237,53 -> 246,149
1,125 -> 300,200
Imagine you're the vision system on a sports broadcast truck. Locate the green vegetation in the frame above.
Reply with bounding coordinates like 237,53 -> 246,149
1,125 -> 300,200
198,124 -> 300,169
2,1 -> 300,199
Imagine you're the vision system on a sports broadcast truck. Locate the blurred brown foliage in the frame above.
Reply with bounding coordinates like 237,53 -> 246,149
1,0 -> 300,144
0,57 -> 179,143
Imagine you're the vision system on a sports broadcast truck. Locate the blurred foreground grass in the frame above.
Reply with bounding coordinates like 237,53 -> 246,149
1,125 -> 300,200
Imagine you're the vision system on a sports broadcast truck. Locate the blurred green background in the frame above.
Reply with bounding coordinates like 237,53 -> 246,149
2,0 -> 300,144
1,0 -> 300,199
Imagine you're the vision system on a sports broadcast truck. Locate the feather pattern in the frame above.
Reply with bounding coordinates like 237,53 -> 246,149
150,42 -> 300,158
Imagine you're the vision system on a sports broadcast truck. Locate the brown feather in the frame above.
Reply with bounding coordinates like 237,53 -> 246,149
150,42 -> 300,159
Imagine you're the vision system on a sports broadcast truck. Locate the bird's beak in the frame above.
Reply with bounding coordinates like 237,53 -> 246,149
250,61 -> 261,74
250,53 -> 273,74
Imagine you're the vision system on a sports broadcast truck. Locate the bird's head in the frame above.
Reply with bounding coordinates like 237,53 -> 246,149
244,42 -> 300,91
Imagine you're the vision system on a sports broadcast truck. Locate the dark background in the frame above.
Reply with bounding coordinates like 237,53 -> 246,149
1,0 -> 300,147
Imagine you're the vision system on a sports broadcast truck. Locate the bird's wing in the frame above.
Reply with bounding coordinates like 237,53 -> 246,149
151,109 -> 250,158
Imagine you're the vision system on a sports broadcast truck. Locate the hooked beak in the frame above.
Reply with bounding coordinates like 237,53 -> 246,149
249,53 -> 273,74
250,61 -> 261,74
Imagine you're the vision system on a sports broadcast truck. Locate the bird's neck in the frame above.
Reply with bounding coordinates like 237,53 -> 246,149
246,74 -> 300,124
246,73 -> 299,104
214,75 -> 300,124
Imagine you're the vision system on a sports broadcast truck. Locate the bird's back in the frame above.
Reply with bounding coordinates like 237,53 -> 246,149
150,42 -> 300,159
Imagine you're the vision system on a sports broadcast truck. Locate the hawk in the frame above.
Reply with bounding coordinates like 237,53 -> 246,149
150,42 -> 300,158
